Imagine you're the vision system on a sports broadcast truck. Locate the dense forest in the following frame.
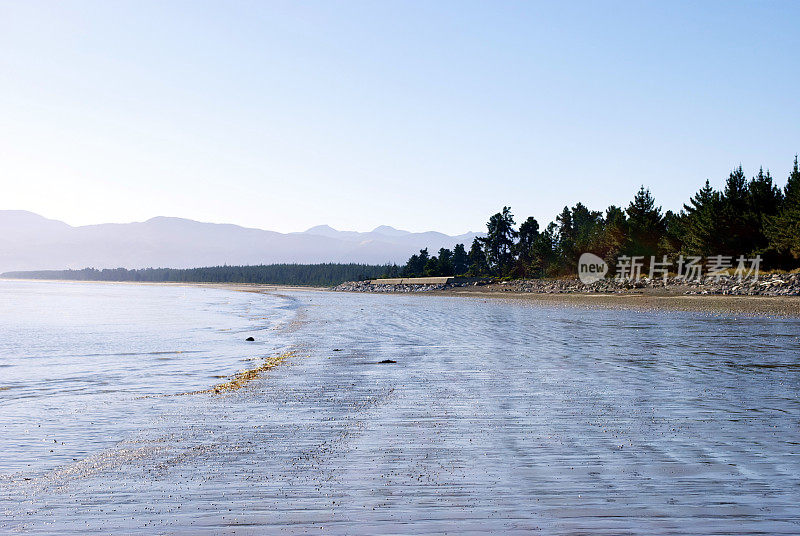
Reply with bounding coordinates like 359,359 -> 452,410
2,264 -> 389,287
395,156 -> 800,278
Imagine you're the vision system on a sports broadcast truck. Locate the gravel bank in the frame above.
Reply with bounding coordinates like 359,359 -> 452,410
335,273 -> 800,296
333,274 -> 800,317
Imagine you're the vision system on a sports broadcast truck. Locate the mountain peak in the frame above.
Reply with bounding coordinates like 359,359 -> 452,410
371,225 -> 410,237
0,209 -> 72,229
305,224 -> 338,234
0,211 -> 483,272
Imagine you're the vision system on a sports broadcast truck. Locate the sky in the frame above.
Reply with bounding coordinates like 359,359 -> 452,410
1,1 -> 798,234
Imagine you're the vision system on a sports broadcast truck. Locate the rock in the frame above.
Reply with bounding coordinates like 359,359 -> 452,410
332,272 -> 800,297
377,359 -> 397,364
245,337 -> 255,342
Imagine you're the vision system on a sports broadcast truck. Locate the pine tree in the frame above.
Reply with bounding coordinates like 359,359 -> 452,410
719,165 -> 755,255
516,217 -> 540,262
530,223 -> 558,277
436,248 -> 454,276
424,255 -> 439,276
480,207 -> 518,275
660,210 -> 685,259
598,205 -> 627,264
625,186 -> 665,260
467,237 -> 489,276
784,155 -> 800,201
452,243 -> 469,275
767,156 -> 800,259
556,206 -> 575,268
747,167 -> 783,253
682,180 -> 721,256
570,202 -> 603,256
510,217 -> 540,278
401,248 -> 430,277
401,254 -> 420,277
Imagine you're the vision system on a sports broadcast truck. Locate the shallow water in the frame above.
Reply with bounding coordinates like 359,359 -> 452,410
1,281 -> 799,534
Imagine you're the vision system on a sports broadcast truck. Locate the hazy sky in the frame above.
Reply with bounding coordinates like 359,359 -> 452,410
1,1 -> 798,234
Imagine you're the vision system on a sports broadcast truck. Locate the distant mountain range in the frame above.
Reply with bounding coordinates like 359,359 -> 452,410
0,210 -> 482,273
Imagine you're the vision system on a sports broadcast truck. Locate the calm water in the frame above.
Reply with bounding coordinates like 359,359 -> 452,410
1,280 -> 799,534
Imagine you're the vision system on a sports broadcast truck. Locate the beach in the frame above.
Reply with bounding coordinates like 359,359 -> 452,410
434,285 -> 800,317
2,279 -> 800,534
333,277 -> 800,318
8,276 -> 800,317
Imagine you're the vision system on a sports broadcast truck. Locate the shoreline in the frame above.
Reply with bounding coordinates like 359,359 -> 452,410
0,278 -> 328,293
4,277 -> 800,317
429,286 -> 800,317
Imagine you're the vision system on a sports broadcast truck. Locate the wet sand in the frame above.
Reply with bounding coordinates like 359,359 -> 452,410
171,280 -> 800,318
172,281 -> 800,318
3,282 -> 800,534
431,287 -> 800,317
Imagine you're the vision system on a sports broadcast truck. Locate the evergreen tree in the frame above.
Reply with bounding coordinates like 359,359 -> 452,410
480,206 -> 518,275
530,222 -> 558,277
784,155 -> 800,200
401,254 -> 420,277
424,255 -> 439,276
767,156 -> 800,259
598,205 -> 627,264
682,180 -> 722,256
467,237 -> 489,276
436,248 -> 454,276
556,206 -> 575,268
517,216 -> 540,259
660,210 -> 685,259
452,243 -> 469,275
570,202 -> 603,256
418,248 -> 430,266
400,248 -> 431,277
747,167 -> 783,253
514,216 -> 540,276
625,186 -> 665,260
384,264 -> 400,278
719,165 -> 754,255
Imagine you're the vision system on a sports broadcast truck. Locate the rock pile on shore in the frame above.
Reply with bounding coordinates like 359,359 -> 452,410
683,273 -> 800,296
492,273 -> 800,296
333,273 -> 800,296
333,280 -> 450,293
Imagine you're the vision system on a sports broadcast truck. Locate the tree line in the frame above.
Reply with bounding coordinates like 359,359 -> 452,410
2,263 -> 389,287
393,156 -> 800,278
6,157 -> 799,284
